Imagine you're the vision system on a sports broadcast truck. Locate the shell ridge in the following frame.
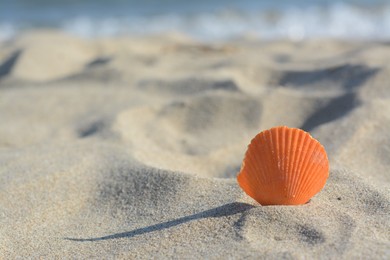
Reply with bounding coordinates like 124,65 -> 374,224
277,127 -> 286,199
246,142 -> 264,200
279,127 -> 285,176
291,130 -> 307,198
301,141 -> 321,174
302,152 -> 328,198
255,136 -> 273,202
248,135 -> 266,198
274,128 -> 282,191
274,127 -> 286,203
237,126 -> 329,205
252,138 -> 267,190
282,127 -> 287,174
260,132 -> 275,204
238,149 -> 254,198
288,130 -> 301,198
274,127 -> 284,203
297,161 -> 325,203
243,151 -> 261,197
300,141 -> 325,198
271,128 -> 282,201
267,129 -> 278,198
238,173 -> 256,198
285,128 -> 293,197
294,134 -> 318,200
302,141 -> 328,202
294,130 -> 313,198
238,174 -> 259,200
305,161 -> 326,200
287,128 -> 299,197
295,141 -> 321,203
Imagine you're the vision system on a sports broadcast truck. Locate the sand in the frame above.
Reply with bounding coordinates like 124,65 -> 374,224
0,30 -> 389,259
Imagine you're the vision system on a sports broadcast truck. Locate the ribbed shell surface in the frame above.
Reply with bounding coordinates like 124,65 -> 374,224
237,126 -> 329,205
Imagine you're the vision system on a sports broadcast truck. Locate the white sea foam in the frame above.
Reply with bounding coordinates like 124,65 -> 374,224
61,3 -> 390,41
0,24 -> 16,42
1,2 -> 389,41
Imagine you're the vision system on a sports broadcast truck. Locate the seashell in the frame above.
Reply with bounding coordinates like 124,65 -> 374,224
237,126 -> 329,205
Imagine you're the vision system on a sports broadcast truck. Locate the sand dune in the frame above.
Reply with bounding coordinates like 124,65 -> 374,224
0,31 -> 389,258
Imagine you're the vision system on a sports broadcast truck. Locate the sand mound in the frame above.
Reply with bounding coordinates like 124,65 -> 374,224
3,31 -> 95,81
0,32 -> 389,258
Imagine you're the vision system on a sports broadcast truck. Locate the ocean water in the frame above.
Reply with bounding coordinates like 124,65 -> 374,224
1,0 -> 389,41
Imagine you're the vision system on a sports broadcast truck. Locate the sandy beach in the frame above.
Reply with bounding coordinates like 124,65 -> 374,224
0,31 -> 389,258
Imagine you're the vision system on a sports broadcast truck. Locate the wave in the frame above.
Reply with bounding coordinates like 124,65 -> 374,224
1,2 -> 390,41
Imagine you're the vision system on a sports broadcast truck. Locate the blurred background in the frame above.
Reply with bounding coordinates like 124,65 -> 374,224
0,0 -> 389,42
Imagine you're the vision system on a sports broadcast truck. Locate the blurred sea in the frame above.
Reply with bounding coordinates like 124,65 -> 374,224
1,0 -> 390,41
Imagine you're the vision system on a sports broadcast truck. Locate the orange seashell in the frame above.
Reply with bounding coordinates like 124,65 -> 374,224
237,126 -> 329,205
